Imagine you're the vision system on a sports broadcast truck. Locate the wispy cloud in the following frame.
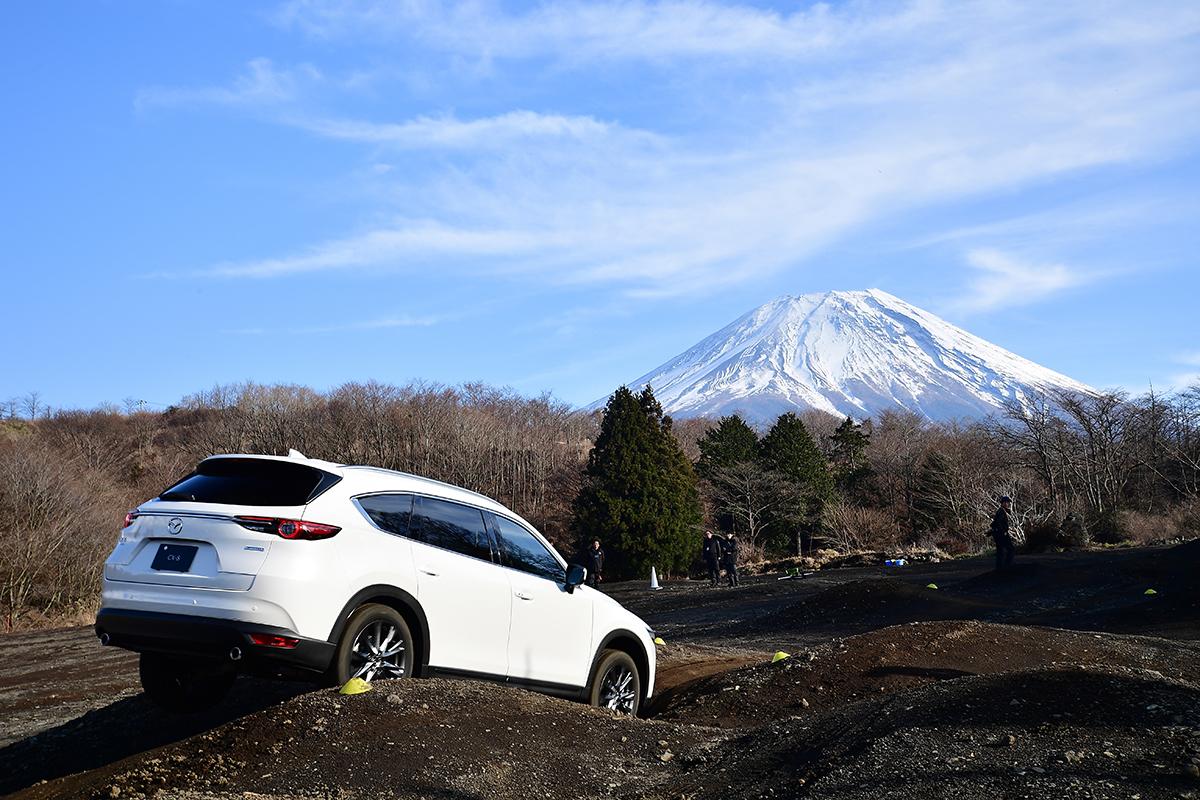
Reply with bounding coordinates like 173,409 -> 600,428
136,58 -> 319,110
272,0 -> 936,61
205,222 -> 561,278
1166,352 -> 1200,390
162,1 -> 1200,298
291,110 -> 642,149
953,249 -> 1094,313
227,313 -> 440,334
1177,352 -> 1200,367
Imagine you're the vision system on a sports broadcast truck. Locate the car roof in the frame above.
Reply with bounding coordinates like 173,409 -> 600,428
202,453 -> 525,525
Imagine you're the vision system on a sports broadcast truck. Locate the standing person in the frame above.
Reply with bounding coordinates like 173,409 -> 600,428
990,495 -> 1016,571
702,531 -> 724,587
722,533 -> 740,587
584,539 -> 605,589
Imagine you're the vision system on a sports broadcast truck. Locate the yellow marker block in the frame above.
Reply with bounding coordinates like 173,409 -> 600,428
1144,588 -> 1158,596
926,583 -> 939,590
771,651 -> 790,663
653,637 -> 666,646
339,677 -> 372,695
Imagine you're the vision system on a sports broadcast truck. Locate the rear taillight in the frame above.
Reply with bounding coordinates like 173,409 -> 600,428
234,516 -> 340,540
248,633 -> 299,649
123,511 -> 139,528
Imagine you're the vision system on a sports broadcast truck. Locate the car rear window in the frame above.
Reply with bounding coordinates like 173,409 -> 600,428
159,458 -> 340,506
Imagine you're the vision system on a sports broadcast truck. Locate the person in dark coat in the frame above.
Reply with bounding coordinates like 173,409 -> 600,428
990,496 -> 1015,571
702,531 -> 724,587
722,533 -> 740,587
584,539 -> 604,588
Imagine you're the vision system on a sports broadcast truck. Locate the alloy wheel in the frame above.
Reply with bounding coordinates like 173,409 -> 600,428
599,663 -> 636,713
349,619 -> 407,681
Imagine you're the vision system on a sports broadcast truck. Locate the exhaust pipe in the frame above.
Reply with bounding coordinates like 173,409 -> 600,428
229,646 -> 243,662
99,632 -> 111,646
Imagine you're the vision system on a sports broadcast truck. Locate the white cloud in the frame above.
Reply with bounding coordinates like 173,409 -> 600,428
172,1 -> 1200,298
272,0 -> 937,61
206,222 -> 558,278
954,249 -> 1093,313
1176,352 -> 1200,367
292,110 -> 637,148
1166,355 -> 1200,390
227,313 -> 440,334
136,58 -> 320,110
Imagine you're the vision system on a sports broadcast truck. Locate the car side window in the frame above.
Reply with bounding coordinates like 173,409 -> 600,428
412,496 -> 494,562
356,493 -> 414,537
492,515 -> 563,582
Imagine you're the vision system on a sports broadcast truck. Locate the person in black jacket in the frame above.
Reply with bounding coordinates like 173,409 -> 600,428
584,539 -> 604,588
702,531 -> 724,587
722,533 -> 740,587
990,496 -> 1015,571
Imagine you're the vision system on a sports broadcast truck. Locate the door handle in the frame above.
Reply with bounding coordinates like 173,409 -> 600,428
418,567 -> 439,577
514,591 -> 533,601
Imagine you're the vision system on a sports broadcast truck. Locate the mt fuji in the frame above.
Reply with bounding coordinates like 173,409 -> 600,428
596,289 -> 1093,423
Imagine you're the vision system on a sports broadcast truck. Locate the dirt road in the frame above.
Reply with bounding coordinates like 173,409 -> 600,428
2,542 -> 1198,799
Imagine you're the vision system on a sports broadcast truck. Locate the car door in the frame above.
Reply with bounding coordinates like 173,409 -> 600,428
489,513 -> 593,689
410,496 -> 511,677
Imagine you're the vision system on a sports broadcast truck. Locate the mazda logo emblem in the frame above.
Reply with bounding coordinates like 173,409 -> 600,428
167,518 -> 183,535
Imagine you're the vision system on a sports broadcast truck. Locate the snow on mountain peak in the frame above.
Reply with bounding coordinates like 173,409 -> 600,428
594,289 -> 1093,423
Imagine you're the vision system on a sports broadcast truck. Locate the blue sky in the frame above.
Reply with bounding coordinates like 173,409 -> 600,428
3,0 -> 1199,412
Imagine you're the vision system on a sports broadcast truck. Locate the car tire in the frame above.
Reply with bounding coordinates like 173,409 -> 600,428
589,649 -> 641,715
139,652 -> 236,713
333,604 -> 415,685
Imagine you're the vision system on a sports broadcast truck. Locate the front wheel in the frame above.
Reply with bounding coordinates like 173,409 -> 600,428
139,652 -> 236,713
589,649 -> 641,715
333,604 -> 415,685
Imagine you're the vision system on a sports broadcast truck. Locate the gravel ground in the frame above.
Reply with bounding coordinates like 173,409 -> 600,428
1,541 -> 1197,799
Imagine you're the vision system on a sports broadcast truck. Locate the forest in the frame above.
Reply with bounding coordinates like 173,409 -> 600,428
1,379 -> 1197,630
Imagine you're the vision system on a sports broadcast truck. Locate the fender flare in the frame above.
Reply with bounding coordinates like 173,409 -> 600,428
585,628 -> 650,701
328,584 -> 431,670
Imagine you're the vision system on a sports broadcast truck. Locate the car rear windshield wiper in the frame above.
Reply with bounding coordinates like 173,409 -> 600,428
159,490 -> 196,501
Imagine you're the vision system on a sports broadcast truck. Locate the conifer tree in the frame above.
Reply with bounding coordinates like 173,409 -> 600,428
696,414 -> 759,479
572,386 -> 702,579
759,413 -> 833,494
757,412 -> 833,552
829,416 -> 872,496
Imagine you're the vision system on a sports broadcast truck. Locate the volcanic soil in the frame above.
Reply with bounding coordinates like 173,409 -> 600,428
1,541 -> 1198,799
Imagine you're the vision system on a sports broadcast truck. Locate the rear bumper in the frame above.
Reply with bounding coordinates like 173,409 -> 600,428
95,608 -> 335,678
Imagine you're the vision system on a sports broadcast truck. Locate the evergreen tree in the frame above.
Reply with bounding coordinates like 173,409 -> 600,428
572,386 -> 702,579
829,416 -> 872,496
759,413 -> 833,493
696,415 -> 759,479
757,412 -> 833,553
696,414 -> 760,534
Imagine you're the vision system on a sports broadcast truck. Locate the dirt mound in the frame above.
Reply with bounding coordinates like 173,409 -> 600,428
4,545 -> 1198,799
654,620 -> 1200,729
11,678 -> 714,800
684,664 -> 1200,799
748,577 -> 995,635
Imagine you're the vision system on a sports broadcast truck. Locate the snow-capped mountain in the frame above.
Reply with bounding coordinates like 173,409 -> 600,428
595,289 -> 1093,423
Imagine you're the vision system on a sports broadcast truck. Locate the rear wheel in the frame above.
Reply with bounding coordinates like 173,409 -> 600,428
589,649 -> 641,715
333,604 -> 415,685
139,652 -> 236,713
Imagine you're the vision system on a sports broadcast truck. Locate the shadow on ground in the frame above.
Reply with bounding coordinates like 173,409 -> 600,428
0,677 -> 308,795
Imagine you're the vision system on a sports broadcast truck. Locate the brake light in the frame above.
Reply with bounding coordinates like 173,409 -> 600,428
248,633 -> 299,649
123,511 -> 139,528
234,516 -> 341,540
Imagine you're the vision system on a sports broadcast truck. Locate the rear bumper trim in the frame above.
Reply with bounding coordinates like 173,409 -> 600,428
95,608 -> 335,677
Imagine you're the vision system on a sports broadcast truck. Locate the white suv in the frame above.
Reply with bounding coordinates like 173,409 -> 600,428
96,453 -> 655,714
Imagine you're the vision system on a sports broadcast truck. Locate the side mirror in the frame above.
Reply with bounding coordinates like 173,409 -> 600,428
565,563 -> 586,593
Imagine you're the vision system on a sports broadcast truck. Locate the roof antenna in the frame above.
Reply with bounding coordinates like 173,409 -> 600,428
287,449 -> 307,459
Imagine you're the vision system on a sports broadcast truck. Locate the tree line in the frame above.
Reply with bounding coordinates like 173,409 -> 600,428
1,380 -> 1197,629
